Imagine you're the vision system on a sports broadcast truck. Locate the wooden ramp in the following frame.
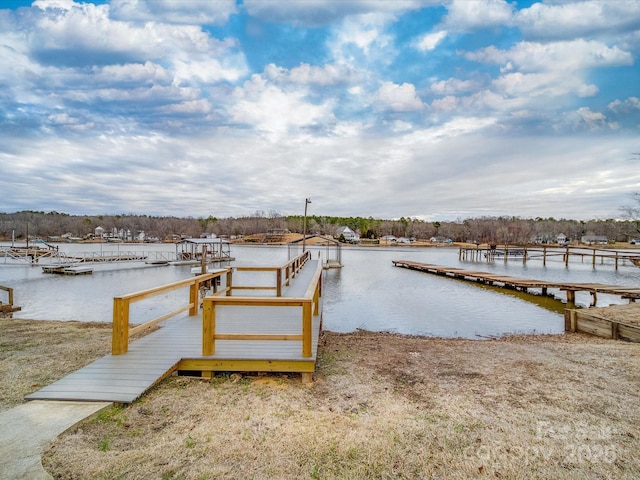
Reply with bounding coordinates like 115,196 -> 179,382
27,259 -> 322,404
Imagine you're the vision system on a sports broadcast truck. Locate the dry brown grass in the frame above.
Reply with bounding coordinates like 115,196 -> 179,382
0,318 -> 157,411
0,318 -> 113,410
35,329 -> 640,480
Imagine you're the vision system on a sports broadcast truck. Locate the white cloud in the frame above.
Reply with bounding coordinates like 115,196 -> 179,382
264,62 -> 361,87
492,72 -> 598,98
230,74 -> 335,137
415,30 -> 447,51
516,0 -> 640,40
608,96 -> 640,112
375,82 -> 424,112
161,99 -> 211,115
110,0 -> 237,25
466,40 -> 633,73
27,1 -> 248,83
243,0 -> 426,27
443,0 -> 514,30
430,78 -> 478,95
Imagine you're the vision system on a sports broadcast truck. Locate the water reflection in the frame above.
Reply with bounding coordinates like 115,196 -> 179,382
1,243 -> 638,339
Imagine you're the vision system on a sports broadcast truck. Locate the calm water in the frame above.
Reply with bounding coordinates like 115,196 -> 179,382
1,243 -> 639,339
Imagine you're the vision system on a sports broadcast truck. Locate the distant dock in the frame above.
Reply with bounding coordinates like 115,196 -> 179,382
458,245 -> 640,270
42,265 -> 93,275
392,260 -> 640,306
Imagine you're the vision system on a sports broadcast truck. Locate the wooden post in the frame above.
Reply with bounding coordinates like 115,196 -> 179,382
565,246 -> 570,267
276,269 -> 282,297
313,283 -> 320,315
202,299 -> 215,356
611,322 -> 619,340
302,301 -> 312,357
543,246 -> 547,267
112,297 -> 129,355
592,249 -> 596,267
566,290 -> 576,307
570,310 -> 577,332
189,282 -> 198,316
615,252 -> 619,270
523,246 -> 527,265
226,270 -> 233,296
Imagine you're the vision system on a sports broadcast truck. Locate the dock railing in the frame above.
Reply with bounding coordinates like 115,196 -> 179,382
201,252 -> 322,358
0,285 -> 14,307
112,270 -> 230,355
459,244 -> 640,269
229,250 -> 312,297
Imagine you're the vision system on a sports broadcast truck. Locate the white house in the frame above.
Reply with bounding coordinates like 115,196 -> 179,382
556,233 -> 567,245
336,226 -> 359,243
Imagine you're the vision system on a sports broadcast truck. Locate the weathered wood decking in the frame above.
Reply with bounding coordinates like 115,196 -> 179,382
392,260 -> 640,305
27,258 -> 322,404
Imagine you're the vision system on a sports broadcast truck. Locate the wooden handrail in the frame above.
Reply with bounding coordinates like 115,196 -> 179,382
0,285 -> 14,306
112,270 -> 230,355
230,251 -> 312,297
202,258 -> 322,358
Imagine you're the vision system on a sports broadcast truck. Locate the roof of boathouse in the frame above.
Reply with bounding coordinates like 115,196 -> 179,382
177,237 -> 229,245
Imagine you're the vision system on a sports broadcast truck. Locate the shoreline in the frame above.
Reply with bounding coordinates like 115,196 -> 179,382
2,317 -> 640,478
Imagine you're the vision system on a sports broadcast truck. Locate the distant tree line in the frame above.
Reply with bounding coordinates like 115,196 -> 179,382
1,208 -> 639,244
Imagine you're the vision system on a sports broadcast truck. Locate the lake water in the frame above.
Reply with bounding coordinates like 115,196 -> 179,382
1,243 -> 639,339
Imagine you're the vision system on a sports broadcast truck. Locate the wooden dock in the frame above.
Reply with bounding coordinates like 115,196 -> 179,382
27,253 -> 323,404
459,244 -> 640,270
392,260 -> 640,306
42,265 -> 93,275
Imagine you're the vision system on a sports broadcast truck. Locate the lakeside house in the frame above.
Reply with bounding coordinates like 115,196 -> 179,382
430,236 -> 452,243
581,235 -> 608,245
336,226 -> 359,243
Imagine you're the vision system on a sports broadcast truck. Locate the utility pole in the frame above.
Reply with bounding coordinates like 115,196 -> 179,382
302,198 -> 311,252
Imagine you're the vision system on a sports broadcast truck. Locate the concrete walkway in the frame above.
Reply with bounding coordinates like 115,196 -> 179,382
0,400 -> 111,480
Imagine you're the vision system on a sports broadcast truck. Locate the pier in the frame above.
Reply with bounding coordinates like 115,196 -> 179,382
458,245 -> 640,270
27,252 -> 322,403
392,260 -> 640,307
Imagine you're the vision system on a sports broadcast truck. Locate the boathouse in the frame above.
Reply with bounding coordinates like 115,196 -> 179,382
175,237 -> 233,263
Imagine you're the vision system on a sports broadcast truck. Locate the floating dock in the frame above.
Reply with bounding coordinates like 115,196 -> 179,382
42,265 -> 93,275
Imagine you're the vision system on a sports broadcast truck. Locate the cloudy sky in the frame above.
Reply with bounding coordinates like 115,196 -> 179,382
1,0 -> 639,221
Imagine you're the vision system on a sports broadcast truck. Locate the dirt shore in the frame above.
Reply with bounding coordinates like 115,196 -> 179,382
2,316 -> 640,479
